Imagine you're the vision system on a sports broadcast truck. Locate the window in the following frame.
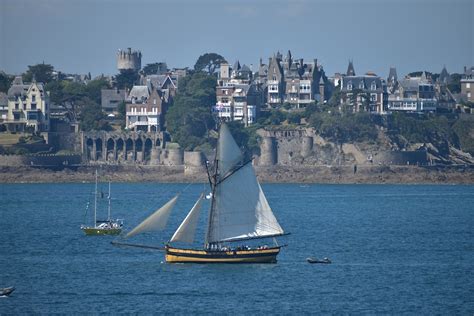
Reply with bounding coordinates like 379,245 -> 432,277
371,82 -> 377,90
32,95 -> 36,102
15,103 -> 19,110
371,94 -> 377,102
31,103 -> 37,110
467,83 -> 471,88
359,82 -> 364,89
347,81 -> 353,90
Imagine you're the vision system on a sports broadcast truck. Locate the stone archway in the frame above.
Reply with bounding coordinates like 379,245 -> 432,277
144,138 -> 153,162
86,138 -> 94,160
135,138 -> 143,162
116,138 -> 124,162
95,138 -> 103,160
106,138 -> 115,161
125,138 -> 134,161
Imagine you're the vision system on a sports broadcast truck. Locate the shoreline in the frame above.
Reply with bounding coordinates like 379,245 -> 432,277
1,165 -> 473,184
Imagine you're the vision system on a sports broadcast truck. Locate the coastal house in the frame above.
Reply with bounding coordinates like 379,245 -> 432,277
0,92 -> 8,123
460,66 -> 474,103
125,84 -> 167,132
101,88 -> 127,114
387,72 -> 437,112
339,62 -> 387,113
214,82 -> 263,126
3,76 -> 50,132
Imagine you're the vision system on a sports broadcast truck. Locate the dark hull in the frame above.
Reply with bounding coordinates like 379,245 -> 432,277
0,287 -> 15,296
166,246 -> 280,263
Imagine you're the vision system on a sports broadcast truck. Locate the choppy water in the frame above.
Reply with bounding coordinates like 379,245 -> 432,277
0,183 -> 473,314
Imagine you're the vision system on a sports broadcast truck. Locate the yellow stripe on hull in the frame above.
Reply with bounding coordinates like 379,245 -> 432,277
165,246 -> 280,263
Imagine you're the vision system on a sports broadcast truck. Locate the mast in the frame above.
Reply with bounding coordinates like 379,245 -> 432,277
204,126 -> 220,247
94,169 -> 98,227
107,181 -> 111,221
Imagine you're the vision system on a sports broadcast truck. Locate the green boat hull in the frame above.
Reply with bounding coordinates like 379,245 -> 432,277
81,227 -> 122,236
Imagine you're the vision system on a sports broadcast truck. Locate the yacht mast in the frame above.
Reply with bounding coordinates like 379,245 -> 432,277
107,181 -> 111,221
94,169 -> 98,227
204,127 -> 220,247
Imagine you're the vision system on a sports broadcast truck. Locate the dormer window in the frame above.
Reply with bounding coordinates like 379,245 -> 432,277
359,82 -> 364,89
347,81 -> 353,90
371,82 -> 377,90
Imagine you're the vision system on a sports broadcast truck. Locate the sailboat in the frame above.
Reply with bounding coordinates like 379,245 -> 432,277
81,170 -> 123,236
117,124 -> 287,263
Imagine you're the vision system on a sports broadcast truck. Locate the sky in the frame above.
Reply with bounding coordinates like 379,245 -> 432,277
0,0 -> 472,78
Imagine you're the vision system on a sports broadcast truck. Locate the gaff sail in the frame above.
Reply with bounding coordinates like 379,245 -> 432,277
206,124 -> 284,244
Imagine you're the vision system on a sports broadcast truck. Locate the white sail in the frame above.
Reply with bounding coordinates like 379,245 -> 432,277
170,194 -> 204,243
125,194 -> 179,238
207,126 -> 284,243
217,124 -> 243,176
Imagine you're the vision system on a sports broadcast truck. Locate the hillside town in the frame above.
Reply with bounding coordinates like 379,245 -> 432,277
0,47 -> 473,182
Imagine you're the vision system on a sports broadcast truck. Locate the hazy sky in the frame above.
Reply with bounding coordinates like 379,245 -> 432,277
1,0 -> 472,78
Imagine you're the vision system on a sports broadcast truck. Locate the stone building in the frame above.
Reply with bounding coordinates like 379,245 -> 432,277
387,71 -> 436,112
3,76 -> 50,132
101,88 -> 127,114
262,50 -> 329,108
460,66 -> 474,102
339,62 -> 387,113
215,62 -> 263,125
117,48 -> 142,71
125,84 -> 167,132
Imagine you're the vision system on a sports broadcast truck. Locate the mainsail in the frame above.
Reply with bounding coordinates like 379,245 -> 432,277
125,194 -> 179,238
207,124 -> 284,243
170,194 -> 204,243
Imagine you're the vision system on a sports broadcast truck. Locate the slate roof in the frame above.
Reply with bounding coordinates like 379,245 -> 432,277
101,89 -> 127,108
399,78 -> 421,92
0,92 -> 8,106
128,86 -> 150,102
438,66 -> 450,84
347,60 -> 356,76
388,67 -> 398,82
341,75 -> 383,92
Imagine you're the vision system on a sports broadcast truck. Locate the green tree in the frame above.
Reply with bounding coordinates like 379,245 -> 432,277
79,98 -> 111,131
448,73 -> 462,93
23,63 -> 54,84
115,69 -> 139,90
194,53 -> 227,74
142,62 -> 167,75
0,72 -> 13,93
85,77 -> 110,104
166,72 -> 216,150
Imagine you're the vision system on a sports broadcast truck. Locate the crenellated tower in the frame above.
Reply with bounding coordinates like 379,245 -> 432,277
117,48 -> 142,71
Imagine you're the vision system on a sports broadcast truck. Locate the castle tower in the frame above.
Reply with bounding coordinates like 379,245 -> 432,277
301,136 -> 314,158
117,48 -> 142,71
259,137 -> 277,166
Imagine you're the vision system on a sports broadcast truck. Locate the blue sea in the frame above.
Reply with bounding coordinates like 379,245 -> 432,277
0,183 -> 473,314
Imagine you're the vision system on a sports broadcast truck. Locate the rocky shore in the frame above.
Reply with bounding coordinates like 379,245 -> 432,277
1,165 -> 473,184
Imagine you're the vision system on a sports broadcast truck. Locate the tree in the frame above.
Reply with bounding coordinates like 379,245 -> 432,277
0,72 -> 13,93
23,63 -> 54,84
115,69 -> 139,90
166,72 -> 216,150
79,98 -> 111,131
85,77 -> 110,104
194,53 -> 227,74
142,62 -> 167,75
448,73 -> 462,93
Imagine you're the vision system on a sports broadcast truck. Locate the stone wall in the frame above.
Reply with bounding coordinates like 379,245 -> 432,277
372,150 -> 428,165
0,154 -> 81,168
